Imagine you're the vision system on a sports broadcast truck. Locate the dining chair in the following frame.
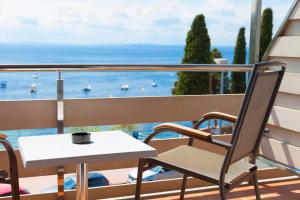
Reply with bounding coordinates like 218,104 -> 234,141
0,134 -> 20,200
135,61 -> 286,200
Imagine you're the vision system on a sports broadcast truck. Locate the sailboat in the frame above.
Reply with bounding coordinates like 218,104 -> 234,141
30,84 -> 37,93
83,85 -> 92,92
151,80 -> 157,87
121,84 -> 129,90
32,74 -> 39,79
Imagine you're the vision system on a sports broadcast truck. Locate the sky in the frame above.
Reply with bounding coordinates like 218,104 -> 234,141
0,0 -> 292,46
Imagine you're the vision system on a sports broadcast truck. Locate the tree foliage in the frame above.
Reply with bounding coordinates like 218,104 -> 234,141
231,27 -> 246,93
172,14 -> 211,95
211,48 -> 222,62
233,27 -> 246,64
259,8 -> 273,61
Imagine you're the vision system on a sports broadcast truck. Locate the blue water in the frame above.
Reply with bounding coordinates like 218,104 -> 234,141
0,44 -> 235,147
0,44 -> 235,64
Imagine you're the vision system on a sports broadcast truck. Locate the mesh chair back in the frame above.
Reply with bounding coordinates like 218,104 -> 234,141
228,62 -> 285,164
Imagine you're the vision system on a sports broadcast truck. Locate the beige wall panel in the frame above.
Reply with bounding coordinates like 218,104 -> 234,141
269,57 -> 300,73
269,106 -> 300,132
290,1 -> 300,20
284,20 -> 300,36
64,95 -> 243,127
260,136 -> 300,169
0,95 -> 243,130
269,36 -> 300,58
266,125 -> 300,148
275,92 -> 300,110
0,100 -> 57,130
279,72 -> 300,95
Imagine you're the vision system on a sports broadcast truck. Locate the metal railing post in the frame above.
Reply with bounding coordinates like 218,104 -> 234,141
220,72 -> 224,134
220,71 -> 224,94
57,71 -> 65,199
248,0 -> 262,84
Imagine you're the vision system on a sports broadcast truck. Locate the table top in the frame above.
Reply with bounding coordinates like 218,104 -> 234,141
18,131 -> 157,168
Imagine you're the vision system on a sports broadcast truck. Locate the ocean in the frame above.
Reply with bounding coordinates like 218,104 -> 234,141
0,44 -> 235,147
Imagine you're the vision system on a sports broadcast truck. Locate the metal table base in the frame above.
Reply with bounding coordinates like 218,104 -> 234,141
76,163 -> 88,200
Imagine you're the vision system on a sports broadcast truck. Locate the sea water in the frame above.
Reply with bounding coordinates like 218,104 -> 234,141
0,44 -> 235,147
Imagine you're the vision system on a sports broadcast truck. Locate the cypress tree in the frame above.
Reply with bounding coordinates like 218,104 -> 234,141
231,27 -> 246,93
259,8 -> 273,61
172,14 -> 211,95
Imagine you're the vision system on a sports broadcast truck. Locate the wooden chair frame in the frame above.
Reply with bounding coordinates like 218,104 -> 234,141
0,134 -> 20,200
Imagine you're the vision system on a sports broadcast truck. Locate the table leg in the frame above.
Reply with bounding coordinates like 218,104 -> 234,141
76,163 -> 88,200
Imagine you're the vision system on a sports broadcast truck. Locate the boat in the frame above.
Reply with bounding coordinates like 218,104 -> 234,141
83,85 -> 92,92
0,81 -> 7,89
151,81 -> 157,87
30,84 -> 37,93
32,74 -> 39,79
121,84 -> 129,90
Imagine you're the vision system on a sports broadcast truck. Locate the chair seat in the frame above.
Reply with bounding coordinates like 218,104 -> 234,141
146,145 -> 256,185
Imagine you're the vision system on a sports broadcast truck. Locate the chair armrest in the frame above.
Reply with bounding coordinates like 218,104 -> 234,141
0,133 -> 7,139
202,112 -> 237,123
154,123 -> 212,141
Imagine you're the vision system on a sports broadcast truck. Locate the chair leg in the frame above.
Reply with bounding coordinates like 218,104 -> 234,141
135,159 -> 145,200
219,184 -> 227,200
180,175 -> 188,200
252,173 -> 261,200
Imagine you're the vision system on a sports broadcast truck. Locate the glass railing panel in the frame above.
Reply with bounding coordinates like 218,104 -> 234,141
0,128 -> 57,149
0,72 -> 57,100
62,71 -> 177,98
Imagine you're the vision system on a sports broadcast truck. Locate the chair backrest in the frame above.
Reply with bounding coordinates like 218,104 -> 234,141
226,61 -> 286,167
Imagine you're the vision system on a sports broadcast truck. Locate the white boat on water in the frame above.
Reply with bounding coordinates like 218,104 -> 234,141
151,80 -> 157,87
30,84 -> 37,93
83,85 -> 92,92
32,74 -> 39,79
121,84 -> 129,90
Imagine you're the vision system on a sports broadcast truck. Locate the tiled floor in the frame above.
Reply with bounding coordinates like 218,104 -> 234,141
149,178 -> 300,200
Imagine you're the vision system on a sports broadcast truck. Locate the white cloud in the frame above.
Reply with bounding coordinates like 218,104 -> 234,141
0,0 -> 292,46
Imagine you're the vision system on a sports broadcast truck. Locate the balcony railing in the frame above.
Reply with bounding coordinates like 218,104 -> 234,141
0,64 -> 295,200
0,64 -> 253,71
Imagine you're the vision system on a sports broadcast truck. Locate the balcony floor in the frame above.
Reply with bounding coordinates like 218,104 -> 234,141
145,177 -> 300,200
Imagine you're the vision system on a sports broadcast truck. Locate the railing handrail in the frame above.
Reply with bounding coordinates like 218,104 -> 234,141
0,64 -> 253,72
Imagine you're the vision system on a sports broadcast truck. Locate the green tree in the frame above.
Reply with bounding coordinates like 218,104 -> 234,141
259,8 -> 273,61
211,48 -> 222,62
231,27 -> 246,93
172,14 -> 211,95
